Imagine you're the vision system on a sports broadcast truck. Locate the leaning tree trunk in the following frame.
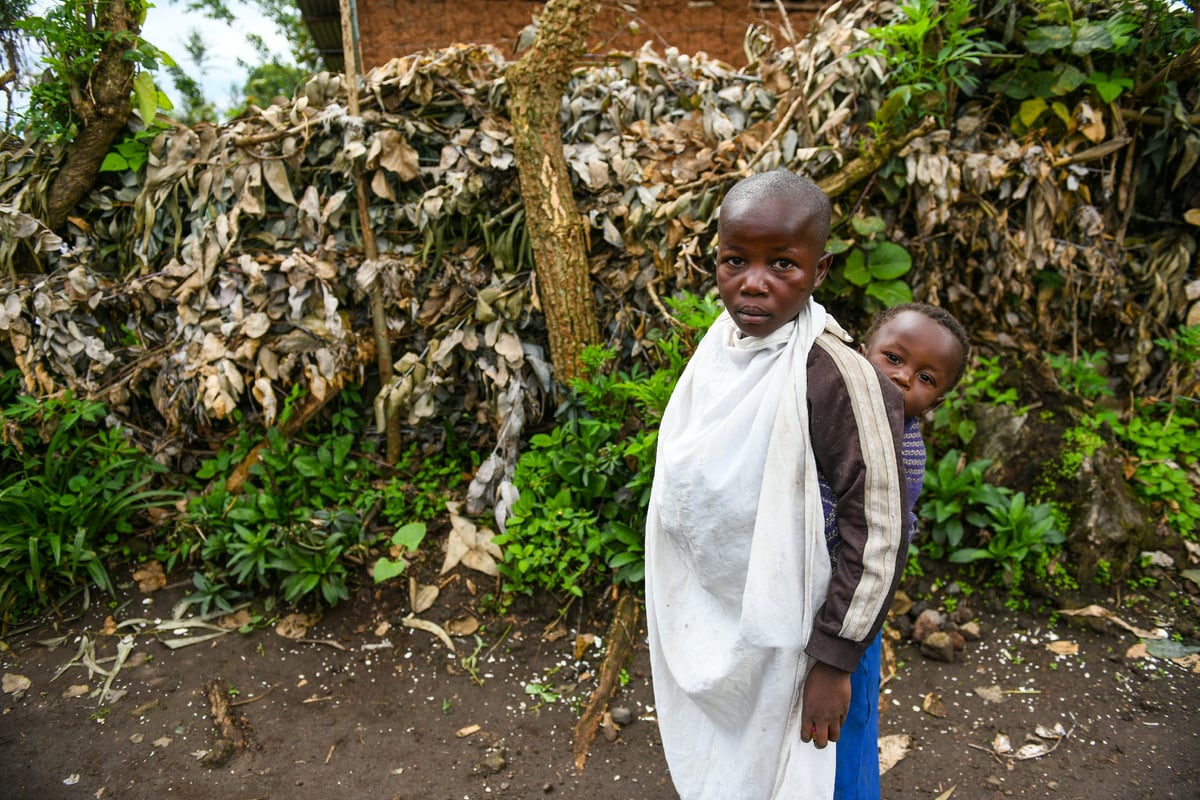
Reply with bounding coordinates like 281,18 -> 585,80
506,0 -> 601,384
44,0 -> 138,233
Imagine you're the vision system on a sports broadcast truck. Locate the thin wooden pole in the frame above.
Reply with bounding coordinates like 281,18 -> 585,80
339,0 -> 400,464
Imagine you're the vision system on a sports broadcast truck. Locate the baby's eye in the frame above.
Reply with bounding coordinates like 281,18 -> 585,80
885,352 -> 901,365
918,372 -> 937,386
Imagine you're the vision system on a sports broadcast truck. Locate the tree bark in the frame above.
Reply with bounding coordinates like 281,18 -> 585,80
44,0 -> 138,233
506,0 -> 600,384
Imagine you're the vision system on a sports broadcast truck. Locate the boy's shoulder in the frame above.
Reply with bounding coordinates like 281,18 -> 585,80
808,330 -> 903,407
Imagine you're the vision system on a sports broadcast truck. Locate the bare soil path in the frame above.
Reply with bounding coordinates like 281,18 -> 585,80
2,562 -> 1198,800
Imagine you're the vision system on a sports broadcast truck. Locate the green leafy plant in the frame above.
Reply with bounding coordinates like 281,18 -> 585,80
373,522 -> 427,583
951,490 -> 1066,576
184,386 -> 383,609
917,449 -> 995,559
827,215 -> 914,310
496,296 -> 720,600
1048,350 -> 1114,401
0,370 -> 180,626
860,0 -> 1002,131
16,0 -> 174,142
930,355 -> 1023,450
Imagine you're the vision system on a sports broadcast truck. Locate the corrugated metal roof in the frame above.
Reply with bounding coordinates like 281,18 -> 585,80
297,0 -> 348,72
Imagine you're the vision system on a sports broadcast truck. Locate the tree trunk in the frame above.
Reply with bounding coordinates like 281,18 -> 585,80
506,0 -> 600,384
44,0 -> 138,233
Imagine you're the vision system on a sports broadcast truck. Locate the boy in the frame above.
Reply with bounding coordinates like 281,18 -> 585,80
831,302 -> 970,800
644,170 -> 911,799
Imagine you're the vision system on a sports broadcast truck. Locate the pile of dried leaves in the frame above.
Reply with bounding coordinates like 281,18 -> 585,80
0,0 -> 1195,482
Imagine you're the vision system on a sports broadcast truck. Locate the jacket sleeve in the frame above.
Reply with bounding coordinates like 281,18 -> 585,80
804,333 -> 910,672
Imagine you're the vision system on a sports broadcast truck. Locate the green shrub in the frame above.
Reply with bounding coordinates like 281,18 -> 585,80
495,292 -> 719,600
0,370 -> 179,625
184,387 -> 383,609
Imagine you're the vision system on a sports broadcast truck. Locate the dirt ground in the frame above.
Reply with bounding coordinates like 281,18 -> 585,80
2,556 -> 1198,800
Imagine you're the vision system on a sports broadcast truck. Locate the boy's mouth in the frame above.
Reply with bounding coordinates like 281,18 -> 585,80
735,306 -> 770,322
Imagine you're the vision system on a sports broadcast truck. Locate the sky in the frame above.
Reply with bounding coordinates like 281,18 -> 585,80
140,0 -> 294,113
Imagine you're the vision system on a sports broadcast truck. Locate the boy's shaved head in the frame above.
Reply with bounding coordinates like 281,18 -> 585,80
720,170 -> 832,245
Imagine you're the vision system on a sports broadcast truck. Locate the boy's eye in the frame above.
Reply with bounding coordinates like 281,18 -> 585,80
918,372 -> 936,386
769,260 -> 795,271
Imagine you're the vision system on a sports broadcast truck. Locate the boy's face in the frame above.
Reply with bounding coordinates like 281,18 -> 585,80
861,310 -> 964,419
716,195 -> 832,338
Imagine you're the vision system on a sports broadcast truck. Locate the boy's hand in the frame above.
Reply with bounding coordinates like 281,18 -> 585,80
800,660 -> 851,748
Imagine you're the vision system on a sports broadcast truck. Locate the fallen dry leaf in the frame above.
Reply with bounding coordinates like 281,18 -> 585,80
542,618 -> 569,642
1126,641 -> 1152,660
275,613 -> 318,640
447,615 -> 480,636
409,577 -> 439,614
132,561 -> 167,594
1046,640 -> 1078,655
218,609 -> 253,630
575,633 -> 596,660
402,616 -> 457,653
455,724 -> 481,738
63,684 -> 90,699
3,672 -> 31,697
877,733 -> 911,774
440,502 -> 502,576
992,732 -> 1013,754
922,691 -> 947,718
1058,604 -> 1166,639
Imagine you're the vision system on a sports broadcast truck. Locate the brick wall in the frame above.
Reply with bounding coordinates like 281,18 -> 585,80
355,0 -> 824,69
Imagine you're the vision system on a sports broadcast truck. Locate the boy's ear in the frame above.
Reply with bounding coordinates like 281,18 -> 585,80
815,251 -> 834,284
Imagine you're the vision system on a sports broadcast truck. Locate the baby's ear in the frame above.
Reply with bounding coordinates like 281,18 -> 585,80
857,343 -> 867,355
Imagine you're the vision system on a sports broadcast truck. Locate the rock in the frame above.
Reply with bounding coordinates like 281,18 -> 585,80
474,748 -> 508,776
959,620 -> 982,640
948,630 -> 966,651
890,591 -> 914,617
950,605 -> 975,625
912,609 -> 943,643
609,706 -> 633,726
890,615 -> 914,640
920,631 -> 956,662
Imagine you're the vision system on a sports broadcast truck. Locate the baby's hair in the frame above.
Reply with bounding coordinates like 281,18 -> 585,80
721,170 -> 832,243
865,302 -> 971,388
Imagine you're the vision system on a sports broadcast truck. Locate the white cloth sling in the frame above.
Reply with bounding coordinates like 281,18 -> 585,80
646,300 -> 838,799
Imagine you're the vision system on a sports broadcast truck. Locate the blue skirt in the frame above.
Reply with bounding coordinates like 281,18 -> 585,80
833,631 -> 882,800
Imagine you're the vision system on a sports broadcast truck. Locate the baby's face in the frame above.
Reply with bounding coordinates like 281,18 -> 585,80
716,195 -> 831,338
862,310 -> 963,418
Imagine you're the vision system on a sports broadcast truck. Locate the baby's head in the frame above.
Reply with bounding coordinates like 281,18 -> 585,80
861,303 -> 969,419
716,171 -> 833,338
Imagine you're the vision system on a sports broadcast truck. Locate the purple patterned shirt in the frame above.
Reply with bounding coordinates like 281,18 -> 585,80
823,416 -> 925,566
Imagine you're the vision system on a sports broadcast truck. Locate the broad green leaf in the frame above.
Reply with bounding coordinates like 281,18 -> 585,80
1023,26 -> 1074,55
390,521 -> 427,552
294,454 -> 323,478
843,248 -> 871,287
1019,98 -> 1049,127
866,279 -> 913,306
850,215 -> 887,236
100,152 -> 130,173
1071,23 -> 1113,56
133,71 -> 157,127
1049,64 -> 1087,96
373,557 -> 407,583
866,242 -> 912,280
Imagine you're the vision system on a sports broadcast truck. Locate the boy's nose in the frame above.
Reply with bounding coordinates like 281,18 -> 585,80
741,266 -> 769,293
